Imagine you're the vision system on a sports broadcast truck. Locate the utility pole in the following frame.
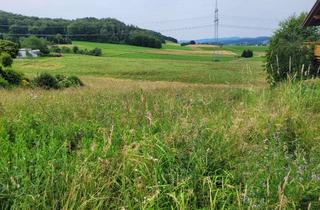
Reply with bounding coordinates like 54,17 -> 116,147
214,0 -> 219,44
213,0 -> 220,62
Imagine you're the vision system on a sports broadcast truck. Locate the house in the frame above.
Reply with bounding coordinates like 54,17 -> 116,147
17,48 -> 41,58
303,0 -> 320,27
303,0 -> 320,60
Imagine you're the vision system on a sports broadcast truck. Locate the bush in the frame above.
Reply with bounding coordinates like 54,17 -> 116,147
0,68 -> 23,85
33,73 -> 84,89
72,46 -> 79,54
241,50 -> 253,58
61,46 -> 71,53
57,75 -> 83,88
55,74 -> 67,82
0,76 -> 9,88
67,76 -> 84,87
89,48 -> 102,56
71,46 -> 102,56
0,40 -> 19,58
1,52 -> 13,67
50,46 -> 61,53
266,13 -> 320,85
33,73 -> 59,89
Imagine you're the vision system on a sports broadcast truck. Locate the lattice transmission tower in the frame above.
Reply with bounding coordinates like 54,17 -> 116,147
214,0 -> 219,44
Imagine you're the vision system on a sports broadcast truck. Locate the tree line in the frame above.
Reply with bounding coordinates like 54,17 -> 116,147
0,10 -> 177,48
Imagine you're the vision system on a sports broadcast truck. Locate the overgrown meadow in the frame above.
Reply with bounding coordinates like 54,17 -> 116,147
0,42 -> 320,209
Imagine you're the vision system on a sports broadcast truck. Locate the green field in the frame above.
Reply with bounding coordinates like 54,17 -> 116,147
14,42 -> 266,85
1,42 -> 320,209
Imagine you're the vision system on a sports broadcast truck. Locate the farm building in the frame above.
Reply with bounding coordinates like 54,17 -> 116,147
17,48 -> 41,58
303,0 -> 320,59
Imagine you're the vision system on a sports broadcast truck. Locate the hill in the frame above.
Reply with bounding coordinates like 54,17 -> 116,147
14,41 -> 266,84
193,36 -> 269,45
0,10 -> 177,45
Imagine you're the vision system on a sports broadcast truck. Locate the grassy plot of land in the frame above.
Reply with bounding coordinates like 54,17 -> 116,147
0,78 -> 320,209
14,42 -> 266,85
73,41 -> 237,62
3,42 -> 320,209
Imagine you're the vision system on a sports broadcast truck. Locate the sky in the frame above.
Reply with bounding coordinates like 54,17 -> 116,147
0,0 -> 317,40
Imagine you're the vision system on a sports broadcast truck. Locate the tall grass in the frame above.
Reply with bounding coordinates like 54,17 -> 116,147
0,79 -> 319,209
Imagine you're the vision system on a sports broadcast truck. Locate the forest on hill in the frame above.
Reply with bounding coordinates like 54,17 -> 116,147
0,10 -> 177,47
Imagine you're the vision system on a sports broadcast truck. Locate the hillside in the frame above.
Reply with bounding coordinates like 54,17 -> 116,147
0,10 -> 177,44
194,36 -> 269,45
14,41 -> 267,84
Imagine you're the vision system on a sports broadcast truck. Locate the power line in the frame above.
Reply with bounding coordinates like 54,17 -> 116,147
132,15 -> 280,25
0,14 -> 281,29
158,24 -> 275,33
0,23 -> 276,38
132,15 -> 213,25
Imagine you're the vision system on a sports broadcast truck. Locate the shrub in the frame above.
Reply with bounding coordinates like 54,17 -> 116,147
57,75 -> 84,88
0,40 -> 19,58
55,74 -> 67,82
241,50 -> 253,58
0,76 -> 9,88
67,76 -> 84,87
266,13 -> 320,85
61,46 -> 71,53
58,79 -> 73,88
33,73 -> 84,89
50,46 -> 61,53
72,46 -> 79,54
0,69 -> 23,85
89,48 -> 102,56
70,46 -> 102,56
33,73 -> 59,89
1,52 -> 13,67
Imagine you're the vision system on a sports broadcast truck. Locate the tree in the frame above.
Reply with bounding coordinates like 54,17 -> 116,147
1,53 -> 13,67
126,31 -> 162,48
0,10 -> 177,46
50,34 -> 71,44
266,13 -> 320,85
20,35 -> 50,55
0,17 -> 9,33
0,40 -> 19,58
241,50 -> 253,58
9,24 -> 28,36
190,40 -> 196,45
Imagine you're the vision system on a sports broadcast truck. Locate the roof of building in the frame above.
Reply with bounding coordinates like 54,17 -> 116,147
303,0 -> 320,27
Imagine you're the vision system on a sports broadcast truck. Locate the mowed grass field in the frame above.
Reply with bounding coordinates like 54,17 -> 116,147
1,42 -> 320,209
13,42 -> 266,85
